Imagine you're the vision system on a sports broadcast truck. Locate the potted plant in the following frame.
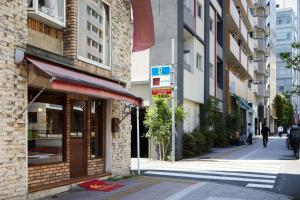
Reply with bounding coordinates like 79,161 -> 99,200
28,130 -> 39,149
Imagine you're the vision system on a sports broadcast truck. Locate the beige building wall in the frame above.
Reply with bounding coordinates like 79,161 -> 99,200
0,0 -> 28,199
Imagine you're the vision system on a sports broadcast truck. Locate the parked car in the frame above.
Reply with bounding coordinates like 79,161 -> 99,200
289,125 -> 300,159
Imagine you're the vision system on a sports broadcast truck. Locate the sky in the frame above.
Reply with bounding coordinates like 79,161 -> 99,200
275,0 -> 298,15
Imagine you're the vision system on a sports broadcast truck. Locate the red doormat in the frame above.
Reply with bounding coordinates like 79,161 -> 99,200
78,179 -> 123,192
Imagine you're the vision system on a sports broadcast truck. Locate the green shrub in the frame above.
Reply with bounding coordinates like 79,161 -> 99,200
213,132 -> 230,147
182,133 -> 197,157
183,128 -> 213,158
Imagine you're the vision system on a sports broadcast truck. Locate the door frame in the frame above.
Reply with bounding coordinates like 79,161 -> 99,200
70,99 -> 88,178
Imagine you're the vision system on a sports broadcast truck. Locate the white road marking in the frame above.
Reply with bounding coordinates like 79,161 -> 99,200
145,171 -> 276,184
165,182 -> 207,200
142,166 -> 277,179
141,163 -> 280,174
246,183 -> 274,189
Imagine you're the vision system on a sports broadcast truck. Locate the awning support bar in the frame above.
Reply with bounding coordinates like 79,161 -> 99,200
17,77 -> 55,119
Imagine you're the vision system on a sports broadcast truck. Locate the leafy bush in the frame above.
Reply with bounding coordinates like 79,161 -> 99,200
213,132 -> 230,147
183,128 -> 213,158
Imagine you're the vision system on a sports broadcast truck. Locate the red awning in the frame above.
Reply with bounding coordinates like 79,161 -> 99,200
26,56 -> 142,105
131,0 -> 155,52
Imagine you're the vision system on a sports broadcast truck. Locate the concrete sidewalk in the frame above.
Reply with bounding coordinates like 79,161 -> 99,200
42,176 -> 292,200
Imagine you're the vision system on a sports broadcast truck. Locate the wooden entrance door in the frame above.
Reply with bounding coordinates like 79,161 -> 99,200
70,100 -> 87,178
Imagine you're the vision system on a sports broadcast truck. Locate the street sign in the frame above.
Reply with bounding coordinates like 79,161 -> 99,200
151,65 -> 171,88
151,88 -> 172,98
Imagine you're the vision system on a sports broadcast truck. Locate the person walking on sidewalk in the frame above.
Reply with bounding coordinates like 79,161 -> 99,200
261,123 -> 270,148
247,123 -> 253,145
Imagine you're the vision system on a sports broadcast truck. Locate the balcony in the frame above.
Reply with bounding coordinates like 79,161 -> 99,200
248,8 -> 257,30
227,34 -> 249,79
227,0 -> 240,32
248,35 -> 256,55
248,60 -> 256,80
253,0 -> 269,17
241,50 -> 248,71
257,84 -> 268,97
184,3 -> 196,31
240,20 -> 248,44
256,61 -> 268,76
229,34 -> 240,61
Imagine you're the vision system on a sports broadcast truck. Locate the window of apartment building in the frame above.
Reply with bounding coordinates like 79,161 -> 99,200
197,2 -> 202,19
87,21 -> 91,30
196,53 -> 202,70
287,32 -> 291,40
209,18 -> 214,33
28,90 -> 65,165
90,100 -> 105,159
78,0 -> 110,68
210,63 -> 214,78
184,53 -> 192,72
279,86 -> 284,92
27,0 -> 66,28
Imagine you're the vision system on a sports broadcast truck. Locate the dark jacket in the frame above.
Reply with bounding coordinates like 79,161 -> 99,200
261,126 -> 270,137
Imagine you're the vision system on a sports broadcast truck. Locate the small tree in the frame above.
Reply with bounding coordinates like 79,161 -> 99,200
272,94 -> 294,127
281,43 -> 300,94
144,97 -> 186,161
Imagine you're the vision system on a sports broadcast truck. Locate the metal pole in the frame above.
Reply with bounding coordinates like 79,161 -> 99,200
171,38 -> 176,162
136,106 -> 140,175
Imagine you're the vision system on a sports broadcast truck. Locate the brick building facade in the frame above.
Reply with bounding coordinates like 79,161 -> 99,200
0,0 -> 138,199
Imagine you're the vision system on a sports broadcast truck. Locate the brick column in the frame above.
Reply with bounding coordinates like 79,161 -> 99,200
0,1 -> 28,199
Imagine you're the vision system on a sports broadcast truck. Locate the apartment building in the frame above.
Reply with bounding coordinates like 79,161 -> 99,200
131,0 -> 225,159
225,0 -> 276,135
0,0 -> 142,199
276,8 -> 300,122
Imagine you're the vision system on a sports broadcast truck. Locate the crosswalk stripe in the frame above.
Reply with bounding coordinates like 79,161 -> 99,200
142,164 -> 279,174
246,183 -> 274,189
171,163 -> 280,172
145,171 -> 276,184
142,166 -> 277,179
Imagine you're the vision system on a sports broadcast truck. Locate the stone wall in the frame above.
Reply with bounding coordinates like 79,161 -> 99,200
0,0 -> 28,199
110,0 -> 132,176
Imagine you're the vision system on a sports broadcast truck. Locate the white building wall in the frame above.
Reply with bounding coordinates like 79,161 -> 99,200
209,5 -> 216,97
184,37 -> 205,103
183,99 -> 200,132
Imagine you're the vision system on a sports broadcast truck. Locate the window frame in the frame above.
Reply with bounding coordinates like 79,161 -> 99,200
27,89 -> 67,167
77,0 -> 111,70
197,2 -> 202,19
196,53 -> 202,71
27,0 -> 66,29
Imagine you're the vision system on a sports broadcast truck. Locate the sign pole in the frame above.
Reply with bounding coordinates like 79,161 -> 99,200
136,106 -> 140,175
171,38 -> 176,162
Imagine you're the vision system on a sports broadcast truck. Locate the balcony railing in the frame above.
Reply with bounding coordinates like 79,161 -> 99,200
241,20 -> 248,42
241,50 -> 248,71
230,0 -> 240,28
230,34 -> 240,61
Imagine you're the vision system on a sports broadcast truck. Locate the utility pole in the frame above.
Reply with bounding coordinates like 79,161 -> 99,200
171,38 -> 176,162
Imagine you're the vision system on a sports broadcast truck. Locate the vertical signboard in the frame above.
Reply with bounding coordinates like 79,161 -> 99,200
151,65 -> 172,97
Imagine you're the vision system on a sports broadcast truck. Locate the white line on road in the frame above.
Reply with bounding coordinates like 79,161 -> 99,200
145,171 -> 276,184
165,182 -> 207,200
143,166 -> 277,179
246,183 -> 274,189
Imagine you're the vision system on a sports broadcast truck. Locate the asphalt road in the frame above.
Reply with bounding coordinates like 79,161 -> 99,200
132,136 -> 300,198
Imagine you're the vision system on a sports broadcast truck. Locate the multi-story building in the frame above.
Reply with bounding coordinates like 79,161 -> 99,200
131,0 -> 225,159
225,0 -> 276,135
0,0 -> 142,199
276,8 -> 300,122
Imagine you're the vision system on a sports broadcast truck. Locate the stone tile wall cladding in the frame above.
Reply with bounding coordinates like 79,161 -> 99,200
62,0 -> 133,177
0,0 -> 132,198
0,1 -> 28,200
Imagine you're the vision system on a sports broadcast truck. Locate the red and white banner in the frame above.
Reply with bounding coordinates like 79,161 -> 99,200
131,0 -> 155,52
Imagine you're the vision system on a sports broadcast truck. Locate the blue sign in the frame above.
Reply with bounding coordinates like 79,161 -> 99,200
151,66 -> 171,77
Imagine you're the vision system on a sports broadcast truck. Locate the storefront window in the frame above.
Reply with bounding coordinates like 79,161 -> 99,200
90,100 -> 104,158
28,90 -> 65,165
